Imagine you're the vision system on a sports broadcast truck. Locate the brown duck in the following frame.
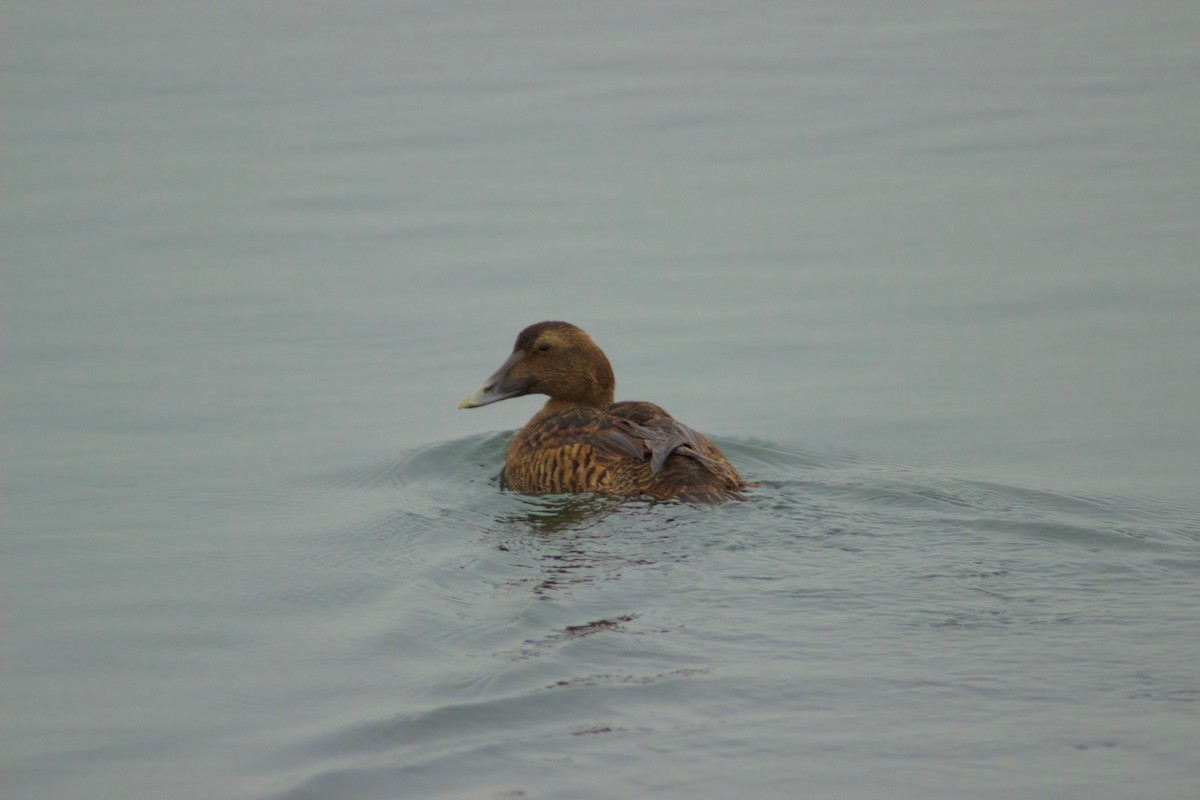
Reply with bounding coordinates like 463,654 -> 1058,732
458,321 -> 750,503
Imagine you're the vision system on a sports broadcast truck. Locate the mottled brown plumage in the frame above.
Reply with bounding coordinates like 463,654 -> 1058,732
458,321 -> 749,503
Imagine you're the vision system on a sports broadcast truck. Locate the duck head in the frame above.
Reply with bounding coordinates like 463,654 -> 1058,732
458,321 -> 616,410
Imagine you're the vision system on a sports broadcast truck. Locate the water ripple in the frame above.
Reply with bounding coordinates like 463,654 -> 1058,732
253,431 -> 1200,799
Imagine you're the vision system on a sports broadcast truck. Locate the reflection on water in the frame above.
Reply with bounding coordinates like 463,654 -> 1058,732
495,493 -> 627,536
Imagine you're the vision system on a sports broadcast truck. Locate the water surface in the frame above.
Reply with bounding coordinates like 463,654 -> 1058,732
4,2 -> 1199,798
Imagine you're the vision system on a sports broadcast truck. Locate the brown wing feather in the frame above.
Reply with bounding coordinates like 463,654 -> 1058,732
504,403 -> 747,502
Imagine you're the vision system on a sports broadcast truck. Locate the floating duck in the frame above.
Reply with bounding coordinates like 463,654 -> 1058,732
459,321 -> 749,502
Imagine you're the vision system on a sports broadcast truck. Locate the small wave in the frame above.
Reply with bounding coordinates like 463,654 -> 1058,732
302,432 -> 1197,565
311,430 -> 513,492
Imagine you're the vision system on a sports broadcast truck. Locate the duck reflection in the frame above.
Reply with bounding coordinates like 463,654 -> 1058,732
496,493 -> 625,534
487,494 -> 691,600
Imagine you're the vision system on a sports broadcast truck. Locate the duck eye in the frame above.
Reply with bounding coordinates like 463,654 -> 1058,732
537,342 -> 551,352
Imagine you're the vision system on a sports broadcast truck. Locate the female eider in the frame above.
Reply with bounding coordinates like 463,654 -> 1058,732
458,321 -> 749,503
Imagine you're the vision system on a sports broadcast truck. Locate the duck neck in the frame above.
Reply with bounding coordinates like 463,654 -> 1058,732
540,389 -> 614,416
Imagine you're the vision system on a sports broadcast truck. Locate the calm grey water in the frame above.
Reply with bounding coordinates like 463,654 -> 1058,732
4,2 -> 1199,798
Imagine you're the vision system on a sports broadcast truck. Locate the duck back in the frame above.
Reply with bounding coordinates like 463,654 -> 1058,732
504,402 -> 747,503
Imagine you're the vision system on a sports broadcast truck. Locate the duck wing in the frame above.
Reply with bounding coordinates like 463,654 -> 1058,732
512,404 -> 731,475
604,401 -> 735,477
505,403 -> 746,501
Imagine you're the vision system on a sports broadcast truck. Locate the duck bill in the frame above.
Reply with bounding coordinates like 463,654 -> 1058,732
457,351 -> 532,409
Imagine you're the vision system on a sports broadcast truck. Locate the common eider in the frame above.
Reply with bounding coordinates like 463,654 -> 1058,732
458,321 -> 749,503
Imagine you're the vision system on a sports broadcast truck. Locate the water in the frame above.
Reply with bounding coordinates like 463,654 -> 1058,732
4,2 -> 1199,798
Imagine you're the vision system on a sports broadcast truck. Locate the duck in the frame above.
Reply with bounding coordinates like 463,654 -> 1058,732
458,321 -> 750,503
